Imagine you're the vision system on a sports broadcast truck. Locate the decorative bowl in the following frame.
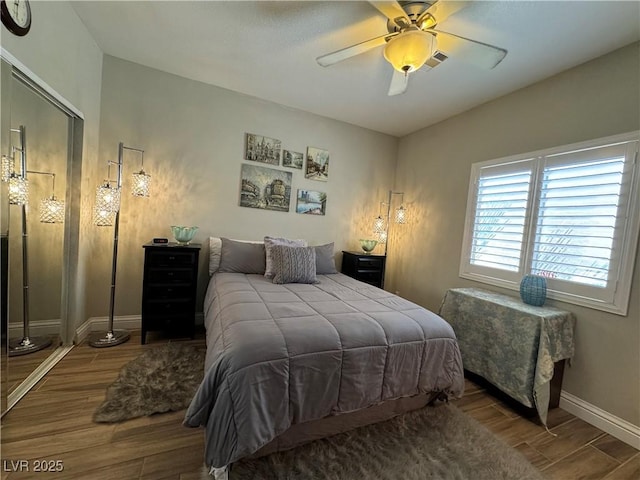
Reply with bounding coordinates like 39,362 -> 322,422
359,239 -> 378,254
171,226 -> 198,245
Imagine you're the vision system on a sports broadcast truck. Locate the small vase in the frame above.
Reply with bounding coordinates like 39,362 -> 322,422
520,274 -> 547,306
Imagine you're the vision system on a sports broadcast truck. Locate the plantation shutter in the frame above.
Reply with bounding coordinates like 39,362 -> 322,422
461,133 -> 639,314
469,161 -> 533,273
531,143 -> 631,293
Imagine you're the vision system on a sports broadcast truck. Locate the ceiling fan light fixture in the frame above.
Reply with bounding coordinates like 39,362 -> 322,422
419,13 -> 437,30
383,30 -> 435,73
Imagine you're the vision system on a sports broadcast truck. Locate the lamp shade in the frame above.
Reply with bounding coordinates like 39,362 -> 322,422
8,175 -> 28,205
1,155 -> 13,182
131,169 -> 151,197
373,215 -> 385,234
395,205 -> 406,224
383,30 -> 435,73
39,196 -> 65,223
94,182 -> 121,226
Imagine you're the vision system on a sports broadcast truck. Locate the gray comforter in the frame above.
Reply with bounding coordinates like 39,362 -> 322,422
184,273 -> 465,468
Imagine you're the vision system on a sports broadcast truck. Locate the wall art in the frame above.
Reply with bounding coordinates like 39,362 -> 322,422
245,133 -> 281,165
239,163 -> 292,212
283,149 -> 304,169
305,146 -> 329,181
296,189 -> 326,216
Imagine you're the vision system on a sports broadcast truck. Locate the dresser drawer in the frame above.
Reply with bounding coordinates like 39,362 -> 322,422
148,250 -> 196,267
144,315 -> 194,336
355,270 -> 384,285
144,298 -> 192,315
147,268 -> 193,284
145,285 -> 193,301
357,256 -> 384,269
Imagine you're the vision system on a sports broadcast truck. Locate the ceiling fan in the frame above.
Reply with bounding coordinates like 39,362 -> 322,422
316,0 -> 507,96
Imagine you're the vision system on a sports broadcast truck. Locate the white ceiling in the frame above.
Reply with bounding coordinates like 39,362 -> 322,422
71,1 -> 640,137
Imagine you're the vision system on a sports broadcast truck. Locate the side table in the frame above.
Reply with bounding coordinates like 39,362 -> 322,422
141,242 -> 200,344
439,287 -> 575,426
341,251 -> 386,288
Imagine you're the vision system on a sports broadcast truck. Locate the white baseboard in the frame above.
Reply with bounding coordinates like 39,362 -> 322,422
75,315 -> 142,343
75,313 -> 204,343
8,319 -> 61,338
560,391 -> 640,449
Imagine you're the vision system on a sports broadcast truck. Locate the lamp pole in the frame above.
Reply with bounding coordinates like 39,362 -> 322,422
89,143 -> 145,348
8,126 -> 53,356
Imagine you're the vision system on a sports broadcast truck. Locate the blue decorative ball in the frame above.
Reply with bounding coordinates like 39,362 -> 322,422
520,274 -> 547,306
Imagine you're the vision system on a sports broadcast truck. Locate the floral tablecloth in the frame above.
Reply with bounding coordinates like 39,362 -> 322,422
439,287 -> 575,425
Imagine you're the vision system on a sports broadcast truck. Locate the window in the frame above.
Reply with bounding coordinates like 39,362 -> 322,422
460,132 -> 639,315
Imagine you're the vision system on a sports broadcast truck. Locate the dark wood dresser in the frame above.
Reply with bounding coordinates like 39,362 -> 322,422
341,251 -> 386,288
141,242 -> 200,344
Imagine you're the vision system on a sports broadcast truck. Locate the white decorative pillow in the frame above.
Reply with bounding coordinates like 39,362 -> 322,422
209,237 -> 263,275
271,245 -> 317,285
209,237 -> 223,275
264,236 -> 307,278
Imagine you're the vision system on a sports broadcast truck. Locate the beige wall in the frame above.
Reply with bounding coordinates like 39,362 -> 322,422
1,0 -> 104,333
88,55 -> 398,318
390,42 -> 640,426
4,0 -> 636,432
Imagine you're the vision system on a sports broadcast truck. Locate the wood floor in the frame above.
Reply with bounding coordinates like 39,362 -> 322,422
1,332 -> 638,479
6,335 -> 59,392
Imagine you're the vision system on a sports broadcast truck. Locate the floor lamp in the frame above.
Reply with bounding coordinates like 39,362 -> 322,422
2,126 -> 65,356
89,142 -> 150,348
373,190 -> 406,255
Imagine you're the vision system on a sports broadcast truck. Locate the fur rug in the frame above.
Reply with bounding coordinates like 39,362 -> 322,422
229,403 -> 544,480
94,343 -> 543,479
93,343 -> 205,423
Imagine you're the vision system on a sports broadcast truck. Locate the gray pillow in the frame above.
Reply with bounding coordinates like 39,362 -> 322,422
314,242 -> 338,274
271,244 -> 317,284
218,238 -> 266,274
264,236 -> 307,278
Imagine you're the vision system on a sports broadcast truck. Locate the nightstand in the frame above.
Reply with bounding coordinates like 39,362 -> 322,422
141,242 -> 200,344
341,251 -> 386,288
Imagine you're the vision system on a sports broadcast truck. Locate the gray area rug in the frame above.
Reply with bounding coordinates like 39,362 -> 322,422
93,343 -> 205,423
94,343 -> 542,479
230,403 -> 544,480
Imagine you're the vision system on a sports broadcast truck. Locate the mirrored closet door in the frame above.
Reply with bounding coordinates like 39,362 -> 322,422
0,55 -> 82,415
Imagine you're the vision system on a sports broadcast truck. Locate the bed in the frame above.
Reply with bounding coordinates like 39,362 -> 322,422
184,238 -> 465,476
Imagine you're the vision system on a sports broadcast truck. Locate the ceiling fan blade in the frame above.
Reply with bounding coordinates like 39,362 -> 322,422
429,29 -> 507,69
316,32 -> 397,67
369,1 -> 410,27
388,70 -> 409,96
417,0 -> 470,28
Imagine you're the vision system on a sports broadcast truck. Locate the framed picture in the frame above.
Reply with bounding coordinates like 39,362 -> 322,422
305,146 -> 329,181
296,189 -> 326,216
239,164 -> 292,212
283,149 -> 304,169
245,133 -> 281,165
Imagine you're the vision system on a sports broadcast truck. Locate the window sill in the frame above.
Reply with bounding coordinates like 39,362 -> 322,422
459,271 -> 629,316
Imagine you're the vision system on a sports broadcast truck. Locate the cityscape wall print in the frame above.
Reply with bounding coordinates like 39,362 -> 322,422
296,189 -> 326,216
239,164 -> 292,212
305,147 -> 329,181
245,133 -> 281,165
283,149 -> 304,169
